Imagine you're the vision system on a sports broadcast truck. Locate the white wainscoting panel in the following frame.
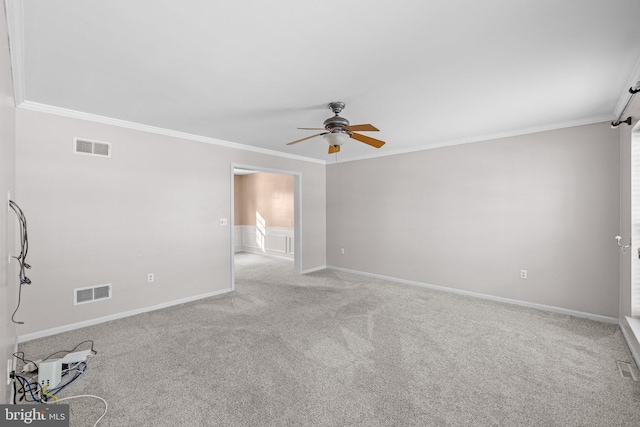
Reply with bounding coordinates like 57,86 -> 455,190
266,233 -> 288,254
235,226 -> 294,259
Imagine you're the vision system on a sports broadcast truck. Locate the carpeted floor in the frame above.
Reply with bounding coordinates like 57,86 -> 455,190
16,253 -> 640,426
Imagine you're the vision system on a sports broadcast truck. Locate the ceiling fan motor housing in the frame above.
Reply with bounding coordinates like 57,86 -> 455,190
323,115 -> 350,130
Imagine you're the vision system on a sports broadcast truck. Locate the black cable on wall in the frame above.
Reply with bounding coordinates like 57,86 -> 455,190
9,200 -> 31,325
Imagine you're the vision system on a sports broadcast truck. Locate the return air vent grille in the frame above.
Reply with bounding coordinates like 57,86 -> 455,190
74,138 -> 111,157
74,284 -> 112,305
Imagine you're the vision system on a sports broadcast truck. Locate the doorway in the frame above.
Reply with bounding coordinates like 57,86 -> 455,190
230,164 -> 302,290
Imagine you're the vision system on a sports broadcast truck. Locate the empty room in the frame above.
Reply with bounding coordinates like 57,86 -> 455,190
2,1 -> 640,426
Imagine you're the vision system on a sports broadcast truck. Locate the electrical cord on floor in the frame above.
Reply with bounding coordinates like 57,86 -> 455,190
42,384 -> 58,404
42,340 -> 97,361
14,374 -> 108,426
15,361 -> 86,404
13,351 -> 35,366
56,395 -> 108,427
15,375 -> 40,403
14,341 -> 96,400
44,361 -> 88,398
12,342 -> 107,424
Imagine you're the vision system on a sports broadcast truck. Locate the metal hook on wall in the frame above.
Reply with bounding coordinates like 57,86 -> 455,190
615,235 -> 631,254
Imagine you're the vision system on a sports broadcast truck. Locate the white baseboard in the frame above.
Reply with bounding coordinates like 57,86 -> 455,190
17,288 -> 233,343
302,265 -> 327,274
328,266 -> 618,324
235,250 -> 294,262
621,317 -> 640,368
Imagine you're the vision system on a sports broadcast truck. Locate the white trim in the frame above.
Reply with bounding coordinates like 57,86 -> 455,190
632,129 -> 640,317
5,0 -> 25,106
334,115 -> 615,164
18,101 -> 326,165
621,317 -> 640,368
14,105 -> 615,167
231,163 -> 303,276
10,338 -> 18,403
230,166 -> 236,291
328,266 -> 619,324
236,250 -> 294,262
293,173 -> 302,275
302,265 -> 327,274
17,288 -> 232,343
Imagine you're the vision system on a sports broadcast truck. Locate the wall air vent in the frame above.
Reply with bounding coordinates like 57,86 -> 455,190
74,284 -> 112,305
74,138 -> 111,158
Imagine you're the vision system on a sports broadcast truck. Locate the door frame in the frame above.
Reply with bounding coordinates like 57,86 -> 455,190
230,163 -> 302,290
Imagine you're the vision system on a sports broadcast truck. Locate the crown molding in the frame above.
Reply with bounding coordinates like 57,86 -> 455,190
18,102 -> 614,167
18,101 -> 326,165
333,114 -> 616,164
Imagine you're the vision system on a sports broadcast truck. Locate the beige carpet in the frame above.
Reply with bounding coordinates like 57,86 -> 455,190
16,253 -> 640,426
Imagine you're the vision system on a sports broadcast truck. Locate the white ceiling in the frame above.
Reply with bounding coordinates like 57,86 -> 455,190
7,0 -> 640,163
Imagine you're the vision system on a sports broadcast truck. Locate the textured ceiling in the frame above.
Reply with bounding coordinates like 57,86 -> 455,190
8,0 -> 640,162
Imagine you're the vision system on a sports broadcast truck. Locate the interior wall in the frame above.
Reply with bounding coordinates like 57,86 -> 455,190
14,109 -> 326,337
234,172 -> 294,228
0,0 -> 17,404
327,122 -> 620,318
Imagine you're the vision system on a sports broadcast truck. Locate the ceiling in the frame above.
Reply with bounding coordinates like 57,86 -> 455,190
7,0 -> 640,163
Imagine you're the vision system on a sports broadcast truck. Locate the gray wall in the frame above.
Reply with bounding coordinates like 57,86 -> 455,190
14,109 -> 326,336
0,0 -> 16,404
327,122 -> 620,317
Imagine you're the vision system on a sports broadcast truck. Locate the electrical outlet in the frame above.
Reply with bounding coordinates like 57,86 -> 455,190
147,273 -> 154,283
219,218 -> 228,226
340,248 -> 345,255
520,270 -> 527,279
7,359 -> 12,385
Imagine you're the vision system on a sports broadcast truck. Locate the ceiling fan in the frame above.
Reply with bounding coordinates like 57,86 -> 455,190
287,102 -> 386,154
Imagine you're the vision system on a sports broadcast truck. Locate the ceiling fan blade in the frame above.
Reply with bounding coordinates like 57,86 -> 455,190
297,127 -> 326,130
286,132 -> 327,145
345,124 -> 379,132
328,145 -> 341,154
350,132 -> 386,148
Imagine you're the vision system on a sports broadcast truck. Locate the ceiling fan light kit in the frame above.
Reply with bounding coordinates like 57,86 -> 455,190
286,102 -> 386,154
323,131 -> 350,147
